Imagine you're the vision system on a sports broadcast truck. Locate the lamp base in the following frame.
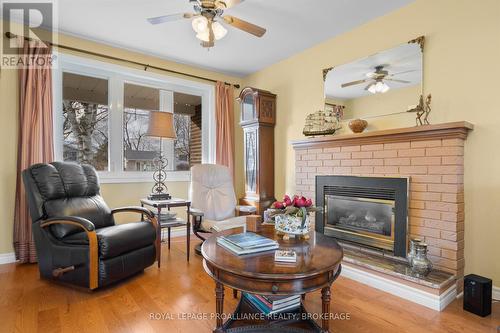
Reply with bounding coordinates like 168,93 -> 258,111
148,193 -> 172,201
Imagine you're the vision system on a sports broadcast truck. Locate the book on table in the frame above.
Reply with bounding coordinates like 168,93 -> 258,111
216,232 -> 279,255
243,293 -> 301,315
159,218 -> 185,227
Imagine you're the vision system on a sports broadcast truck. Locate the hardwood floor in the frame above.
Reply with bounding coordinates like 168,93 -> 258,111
0,237 -> 498,333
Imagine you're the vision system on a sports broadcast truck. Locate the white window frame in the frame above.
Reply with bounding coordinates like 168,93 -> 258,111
52,53 -> 216,183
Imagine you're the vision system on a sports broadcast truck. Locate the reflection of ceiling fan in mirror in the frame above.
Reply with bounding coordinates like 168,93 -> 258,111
147,0 -> 266,48
341,65 -> 415,94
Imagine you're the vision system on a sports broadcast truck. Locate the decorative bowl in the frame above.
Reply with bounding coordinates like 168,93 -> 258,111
348,119 -> 368,133
274,214 -> 311,236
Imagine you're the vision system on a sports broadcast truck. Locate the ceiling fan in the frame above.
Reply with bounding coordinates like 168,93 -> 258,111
147,0 -> 266,48
341,65 -> 414,94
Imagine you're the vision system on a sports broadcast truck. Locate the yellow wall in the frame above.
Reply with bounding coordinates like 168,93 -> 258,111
0,27 -> 244,254
0,61 -> 19,255
243,0 -> 500,285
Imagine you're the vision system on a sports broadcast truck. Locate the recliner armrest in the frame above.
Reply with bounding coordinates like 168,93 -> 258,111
40,216 -> 95,232
111,206 -> 154,219
40,216 -> 98,290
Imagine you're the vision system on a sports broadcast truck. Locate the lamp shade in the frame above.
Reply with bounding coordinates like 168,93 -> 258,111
146,111 -> 176,139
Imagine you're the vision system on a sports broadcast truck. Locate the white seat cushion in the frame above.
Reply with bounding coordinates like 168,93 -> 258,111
201,215 -> 247,233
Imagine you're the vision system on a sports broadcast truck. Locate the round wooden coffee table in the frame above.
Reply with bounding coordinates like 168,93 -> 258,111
202,225 -> 343,333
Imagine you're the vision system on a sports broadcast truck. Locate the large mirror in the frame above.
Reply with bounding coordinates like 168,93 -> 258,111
323,36 -> 424,121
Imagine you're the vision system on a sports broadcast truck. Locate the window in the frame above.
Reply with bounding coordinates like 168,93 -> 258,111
123,83 -> 161,172
62,73 -> 109,170
54,54 -> 215,183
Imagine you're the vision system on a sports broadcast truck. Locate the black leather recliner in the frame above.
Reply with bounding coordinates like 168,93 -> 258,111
22,162 -> 159,290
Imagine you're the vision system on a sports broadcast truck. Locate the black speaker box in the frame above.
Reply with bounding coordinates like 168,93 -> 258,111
463,274 -> 492,317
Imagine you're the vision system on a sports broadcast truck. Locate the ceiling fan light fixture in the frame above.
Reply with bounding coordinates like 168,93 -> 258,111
377,81 -> 390,93
212,21 -> 227,40
196,30 -> 210,42
191,16 -> 208,33
368,81 -> 390,94
367,83 -> 376,94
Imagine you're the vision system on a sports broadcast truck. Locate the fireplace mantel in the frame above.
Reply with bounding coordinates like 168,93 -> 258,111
290,121 -> 473,149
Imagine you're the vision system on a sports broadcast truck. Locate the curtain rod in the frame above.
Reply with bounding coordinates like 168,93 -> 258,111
4,32 -> 240,89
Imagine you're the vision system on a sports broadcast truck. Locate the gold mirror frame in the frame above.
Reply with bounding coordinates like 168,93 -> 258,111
322,36 -> 427,124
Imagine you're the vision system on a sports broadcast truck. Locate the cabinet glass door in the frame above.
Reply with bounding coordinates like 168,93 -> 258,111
244,128 -> 258,193
241,94 -> 256,122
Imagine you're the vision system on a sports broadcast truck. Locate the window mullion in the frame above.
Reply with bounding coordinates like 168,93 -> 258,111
52,64 -> 64,161
159,90 -> 175,171
109,75 -> 124,172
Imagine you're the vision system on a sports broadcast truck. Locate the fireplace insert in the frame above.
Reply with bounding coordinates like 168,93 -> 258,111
316,176 -> 408,257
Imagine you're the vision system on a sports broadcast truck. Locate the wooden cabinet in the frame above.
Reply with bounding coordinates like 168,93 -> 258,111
237,87 -> 276,215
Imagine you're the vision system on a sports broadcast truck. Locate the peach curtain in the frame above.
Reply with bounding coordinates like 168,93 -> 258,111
13,43 -> 54,263
215,82 -> 235,178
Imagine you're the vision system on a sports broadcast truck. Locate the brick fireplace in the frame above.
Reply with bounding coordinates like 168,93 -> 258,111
291,122 -> 473,309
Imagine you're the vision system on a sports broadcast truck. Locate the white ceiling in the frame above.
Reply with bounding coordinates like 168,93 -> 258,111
56,0 -> 414,77
325,42 -> 422,100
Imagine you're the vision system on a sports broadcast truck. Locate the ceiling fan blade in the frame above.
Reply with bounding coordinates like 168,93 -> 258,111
388,69 -> 417,77
147,13 -> 193,25
341,79 -> 368,88
216,0 -> 245,8
385,78 -> 411,83
222,15 -> 266,37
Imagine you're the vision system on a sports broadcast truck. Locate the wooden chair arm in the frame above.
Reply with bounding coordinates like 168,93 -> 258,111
110,208 -> 159,262
111,206 -> 154,219
41,216 -> 95,231
40,218 -> 99,290
244,215 -> 262,232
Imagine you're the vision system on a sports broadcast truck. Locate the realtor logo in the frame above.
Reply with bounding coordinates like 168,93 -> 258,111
1,0 -> 57,68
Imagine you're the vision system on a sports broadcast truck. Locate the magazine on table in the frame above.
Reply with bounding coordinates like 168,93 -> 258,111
220,232 -> 278,249
217,237 -> 278,255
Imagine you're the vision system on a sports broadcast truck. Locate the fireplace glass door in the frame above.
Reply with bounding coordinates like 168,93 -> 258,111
324,195 -> 395,252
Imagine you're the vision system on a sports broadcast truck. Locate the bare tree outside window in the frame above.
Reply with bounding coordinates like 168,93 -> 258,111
174,113 -> 191,170
62,73 -> 109,170
123,108 -> 160,171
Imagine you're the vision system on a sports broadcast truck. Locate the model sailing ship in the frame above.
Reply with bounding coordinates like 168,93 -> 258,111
303,109 -> 341,136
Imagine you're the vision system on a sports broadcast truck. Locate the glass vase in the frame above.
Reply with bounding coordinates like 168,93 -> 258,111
411,243 -> 433,276
407,238 -> 422,266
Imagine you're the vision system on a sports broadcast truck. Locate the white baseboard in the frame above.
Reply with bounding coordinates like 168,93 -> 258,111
493,286 -> 500,301
341,264 -> 456,311
0,252 -> 16,265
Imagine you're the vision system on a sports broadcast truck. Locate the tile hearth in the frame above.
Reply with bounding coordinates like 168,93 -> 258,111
341,243 -> 455,290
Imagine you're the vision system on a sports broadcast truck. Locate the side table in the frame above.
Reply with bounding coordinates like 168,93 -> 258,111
140,198 -> 191,267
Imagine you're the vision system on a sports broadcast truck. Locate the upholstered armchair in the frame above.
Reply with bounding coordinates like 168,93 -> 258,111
22,162 -> 159,290
189,164 -> 259,253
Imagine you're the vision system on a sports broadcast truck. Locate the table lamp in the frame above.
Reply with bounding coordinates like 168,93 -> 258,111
146,111 -> 176,201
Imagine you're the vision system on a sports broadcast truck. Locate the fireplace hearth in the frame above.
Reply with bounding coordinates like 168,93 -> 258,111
316,176 -> 408,258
